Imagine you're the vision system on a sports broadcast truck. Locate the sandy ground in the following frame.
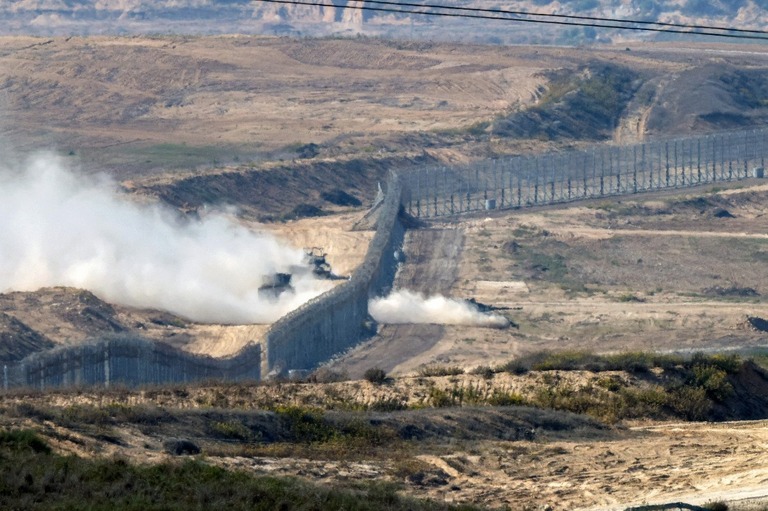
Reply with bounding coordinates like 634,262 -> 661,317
401,419 -> 768,510
257,211 -> 374,278
69,418 -> 768,510
0,36 -> 552,170
329,180 -> 768,377
180,211 -> 374,357
27,373 -> 768,511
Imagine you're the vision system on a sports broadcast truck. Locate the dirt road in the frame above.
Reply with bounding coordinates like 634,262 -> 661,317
330,228 -> 464,377
404,419 -> 768,510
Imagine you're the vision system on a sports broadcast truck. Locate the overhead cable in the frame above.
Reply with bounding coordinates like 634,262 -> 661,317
253,0 -> 768,41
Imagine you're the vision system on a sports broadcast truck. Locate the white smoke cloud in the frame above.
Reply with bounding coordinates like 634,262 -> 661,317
0,153 -> 332,324
369,290 -> 510,328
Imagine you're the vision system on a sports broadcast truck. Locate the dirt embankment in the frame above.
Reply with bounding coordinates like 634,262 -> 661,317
5,358 -> 768,510
131,154 -> 433,222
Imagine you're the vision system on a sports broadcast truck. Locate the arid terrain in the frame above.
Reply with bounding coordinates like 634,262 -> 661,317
4,353 -> 768,510
3,35 -> 768,510
338,180 -> 768,377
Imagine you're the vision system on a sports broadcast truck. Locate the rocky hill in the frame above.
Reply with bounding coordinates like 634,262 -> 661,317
3,0 -> 767,44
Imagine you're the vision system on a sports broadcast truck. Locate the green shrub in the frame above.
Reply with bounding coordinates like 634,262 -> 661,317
593,375 -> 624,392
210,420 -> 258,442
486,390 -> 526,407
364,367 -> 388,385
502,351 -> 730,374
0,429 -> 50,454
470,365 -> 496,379
689,365 -> 734,402
417,365 -> 465,377
274,406 -> 337,443
498,359 -> 531,375
668,386 -> 711,421
427,387 -> 454,408
369,398 -> 408,412
689,352 -> 742,374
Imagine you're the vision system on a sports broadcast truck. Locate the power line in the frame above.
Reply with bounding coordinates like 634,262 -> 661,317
254,0 -> 768,41
363,0 -> 768,36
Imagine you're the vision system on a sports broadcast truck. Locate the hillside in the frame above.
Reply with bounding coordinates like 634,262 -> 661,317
3,36 -> 768,366
3,36 -> 768,183
3,352 -> 768,509
3,31 -> 768,511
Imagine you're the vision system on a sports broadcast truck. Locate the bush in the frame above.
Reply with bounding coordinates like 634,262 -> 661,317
275,406 -> 337,443
689,365 -> 733,402
501,351 -> 725,374
498,359 -> 533,375
369,398 -> 408,412
0,429 -> 50,454
364,367 -> 388,385
308,367 -> 349,383
689,352 -> 742,374
417,365 -> 465,377
470,365 -> 496,379
668,386 -> 711,421
486,391 -> 526,407
210,421 -> 258,442
427,387 -> 454,408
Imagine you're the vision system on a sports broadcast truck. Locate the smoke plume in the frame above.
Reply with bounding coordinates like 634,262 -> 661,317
369,290 -> 510,328
0,153 -> 331,324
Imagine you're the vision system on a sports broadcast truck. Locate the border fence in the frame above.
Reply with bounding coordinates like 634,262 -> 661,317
401,128 -> 768,217
262,171 -> 404,375
3,336 -> 261,391
6,127 -> 768,390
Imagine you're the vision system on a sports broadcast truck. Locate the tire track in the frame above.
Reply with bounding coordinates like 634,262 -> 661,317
330,228 -> 464,377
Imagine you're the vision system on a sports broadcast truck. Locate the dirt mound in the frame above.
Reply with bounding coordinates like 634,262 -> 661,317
139,154 -> 433,221
645,64 -> 768,136
715,361 -> 768,421
0,287 -> 195,356
0,288 -> 128,343
492,62 -> 641,142
0,313 -> 55,363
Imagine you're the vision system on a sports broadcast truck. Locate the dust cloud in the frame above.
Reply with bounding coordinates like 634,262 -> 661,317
369,290 -> 510,328
0,153 -> 331,324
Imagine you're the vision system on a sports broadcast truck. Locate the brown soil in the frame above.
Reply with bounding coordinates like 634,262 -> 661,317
5,35 -> 768,510
331,228 -> 463,378
5,363 -> 768,510
331,181 -> 768,377
0,211 -> 371,360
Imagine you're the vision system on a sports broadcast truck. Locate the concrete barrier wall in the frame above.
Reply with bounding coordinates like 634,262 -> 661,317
3,336 -> 260,390
2,170 -> 404,388
263,171 -> 404,374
